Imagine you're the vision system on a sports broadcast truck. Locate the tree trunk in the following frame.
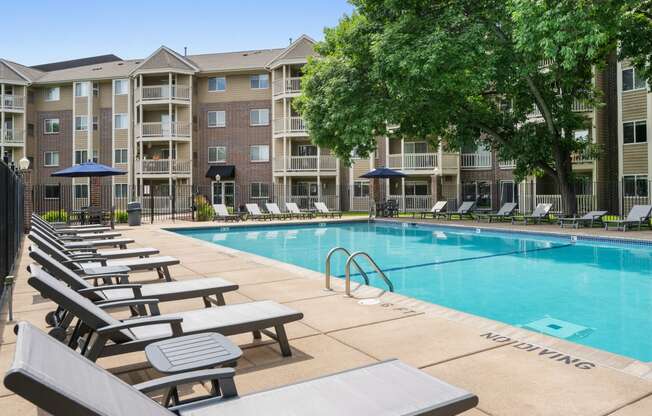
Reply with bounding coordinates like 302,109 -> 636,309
553,152 -> 577,216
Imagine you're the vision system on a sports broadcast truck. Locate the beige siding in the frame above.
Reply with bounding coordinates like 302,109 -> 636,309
196,73 -> 271,103
622,90 -> 647,121
35,85 -> 73,111
74,96 -> 89,115
352,158 -> 372,178
114,94 -> 128,113
99,82 -> 113,108
623,144 -> 648,174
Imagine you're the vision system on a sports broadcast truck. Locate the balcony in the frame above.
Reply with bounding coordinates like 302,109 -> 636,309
2,129 -> 24,145
499,160 -> 516,169
137,122 -> 191,139
571,149 -> 594,164
273,116 -> 308,136
275,155 -> 337,172
1,95 -> 24,111
135,159 -> 191,175
527,99 -> 593,118
135,85 -> 190,102
272,77 -> 301,97
461,153 -> 492,169
387,153 -> 438,170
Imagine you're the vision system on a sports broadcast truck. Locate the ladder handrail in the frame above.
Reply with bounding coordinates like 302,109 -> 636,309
345,251 -> 394,296
324,247 -> 370,290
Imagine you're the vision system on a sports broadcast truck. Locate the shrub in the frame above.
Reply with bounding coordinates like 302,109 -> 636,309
194,195 -> 214,221
114,210 -> 128,223
41,210 -> 68,223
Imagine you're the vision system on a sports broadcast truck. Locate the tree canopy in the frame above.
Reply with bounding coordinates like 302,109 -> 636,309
295,0 -> 647,214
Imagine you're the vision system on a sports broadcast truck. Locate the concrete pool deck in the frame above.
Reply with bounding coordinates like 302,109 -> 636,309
3,216 -> 652,415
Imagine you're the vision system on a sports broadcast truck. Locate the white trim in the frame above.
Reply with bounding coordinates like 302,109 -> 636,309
0,59 -> 33,84
130,45 -> 199,75
250,74 -> 269,90
249,108 -> 270,126
207,110 -> 226,127
208,146 -> 227,163
43,118 -> 60,134
250,144 -> 270,162
44,86 -> 60,102
265,35 -> 317,69
43,151 -> 59,167
622,119 -> 648,145
621,67 -> 648,93
207,76 -> 227,92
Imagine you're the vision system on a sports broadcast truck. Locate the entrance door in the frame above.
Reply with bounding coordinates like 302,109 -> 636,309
212,181 -> 236,209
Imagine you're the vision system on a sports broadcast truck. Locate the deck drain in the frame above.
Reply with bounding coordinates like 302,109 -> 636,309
358,299 -> 381,306
522,317 -> 593,340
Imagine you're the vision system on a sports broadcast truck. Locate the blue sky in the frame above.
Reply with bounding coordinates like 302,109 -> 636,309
3,0 -> 354,66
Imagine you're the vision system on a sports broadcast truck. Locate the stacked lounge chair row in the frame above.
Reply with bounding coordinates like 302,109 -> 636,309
213,202 -> 340,222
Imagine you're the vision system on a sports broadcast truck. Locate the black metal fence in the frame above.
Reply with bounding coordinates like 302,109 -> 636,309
0,160 -> 24,296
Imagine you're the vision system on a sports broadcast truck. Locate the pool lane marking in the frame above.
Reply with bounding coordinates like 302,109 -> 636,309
338,243 -> 575,278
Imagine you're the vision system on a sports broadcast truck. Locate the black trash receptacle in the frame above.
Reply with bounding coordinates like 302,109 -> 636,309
126,201 -> 142,226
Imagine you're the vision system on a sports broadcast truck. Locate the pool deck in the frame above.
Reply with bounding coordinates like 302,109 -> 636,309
3,216 -> 652,415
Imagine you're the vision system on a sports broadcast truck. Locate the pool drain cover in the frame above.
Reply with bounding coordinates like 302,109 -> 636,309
522,317 -> 593,339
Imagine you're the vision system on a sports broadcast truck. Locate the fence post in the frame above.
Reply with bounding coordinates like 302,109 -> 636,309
150,187 -> 154,224
58,182 -> 62,222
4,276 -> 14,321
171,181 -> 176,222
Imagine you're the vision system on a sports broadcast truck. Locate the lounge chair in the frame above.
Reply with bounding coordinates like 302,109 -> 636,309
32,214 -> 112,234
603,205 -> 652,231
474,202 -> 518,223
28,231 -> 158,260
446,201 -> 475,219
511,203 -> 553,225
245,203 -> 274,221
5,321 -> 479,416
34,212 -> 107,230
286,202 -> 315,218
213,204 -> 240,222
28,268 -> 303,360
558,210 -> 608,229
31,226 -> 134,249
314,202 -> 342,218
34,221 -> 122,240
265,202 -> 292,219
29,243 -> 181,281
414,200 -> 447,219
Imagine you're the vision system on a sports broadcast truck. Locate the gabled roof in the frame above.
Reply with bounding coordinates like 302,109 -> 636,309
266,35 -> 317,68
189,48 -> 285,73
34,59 -> 140,84
131,46 -> 199,75
0,59 -> 36,84
32,54 -> 122,72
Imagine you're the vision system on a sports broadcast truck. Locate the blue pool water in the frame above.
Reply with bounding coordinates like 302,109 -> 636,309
172,222 -> 652,361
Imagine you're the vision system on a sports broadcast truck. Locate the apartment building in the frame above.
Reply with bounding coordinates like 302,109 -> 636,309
0,38 -> 643,215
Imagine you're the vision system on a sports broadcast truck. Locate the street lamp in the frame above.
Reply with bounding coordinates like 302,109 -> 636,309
18,156 -> 30,170
214,174 -> 221,203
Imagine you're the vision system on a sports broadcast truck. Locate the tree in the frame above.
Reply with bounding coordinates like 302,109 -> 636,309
618,0 -> 652,83
296,0 -> 624,214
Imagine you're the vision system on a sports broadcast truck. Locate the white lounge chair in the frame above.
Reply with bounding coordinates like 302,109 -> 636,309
286,202 -> 314,218
245,203 -> 274,220
213,204 -> 240,222
314,202 -> 342,218
604,205 -> 652,231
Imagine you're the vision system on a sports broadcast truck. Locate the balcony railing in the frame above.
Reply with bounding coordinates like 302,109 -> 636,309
272,77 -> 302,96
2,129 -> 24,144
1,95 -> 24,110
461,153 -> 492,169
535,194 -> 596,214
136,85 -> 190,101
135,159 -> 191,174
571,149 -> 594,164
388,195 -> 434,212
498,160 -> 516,169
138,122 -> 191,138
273,116 -> 307,135
527,99 -> 593,118
279,155 -> 338,172
289,195 -> 339,211
387,153 -> 438,170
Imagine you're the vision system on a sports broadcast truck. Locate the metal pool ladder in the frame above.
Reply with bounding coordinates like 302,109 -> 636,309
324,247 -> 394,297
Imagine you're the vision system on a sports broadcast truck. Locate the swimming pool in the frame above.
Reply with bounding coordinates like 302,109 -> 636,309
172,221 -> 652,361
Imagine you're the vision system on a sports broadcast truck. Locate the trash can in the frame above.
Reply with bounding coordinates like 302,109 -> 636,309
127,201 -> 142,226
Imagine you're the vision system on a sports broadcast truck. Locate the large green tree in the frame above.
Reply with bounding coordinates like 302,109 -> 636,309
619,0 -> 652,82
296,0 -> 626,214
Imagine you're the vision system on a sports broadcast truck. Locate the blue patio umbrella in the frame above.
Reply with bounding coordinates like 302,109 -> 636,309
51,161 -> 127,177
359,167 -> 407,179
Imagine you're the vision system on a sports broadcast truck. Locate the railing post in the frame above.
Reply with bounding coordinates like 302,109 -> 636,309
4,276 -> 14,321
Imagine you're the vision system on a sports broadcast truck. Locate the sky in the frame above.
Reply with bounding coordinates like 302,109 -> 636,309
2,0 -> 355,66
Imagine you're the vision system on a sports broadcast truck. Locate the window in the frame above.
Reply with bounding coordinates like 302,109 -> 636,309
75,116 -> 88,131
250,183 -> 270,199
208,77 -> 226,92
500,181 -> 518,204
404,142 -> 429,154
44,118 -> 60,134
296,144 -> 317,156
208,146 -> 226,163
624,175 -> 648,197
114,183 -> 128,198
75,150 -> 88,165
207,111 -> 226,127
45,87 -> 60,101
93,116 -> 99,131
405,181 -> 429,196
27,123 -> 34,137
114,79 -> 128,95
353,180 -> 370,197
250,74 -> 269,89
250,145 -> 269,162
92,82 -> 99,97
44,151 -> 59,167
114,149 -> 128,164
114,113 -> 128,129
74,82 -> 89,97
250,109 -> 269,126
44,185 -> 60,199
622,68 -> 647,92
624,121 -> 647,144
74,184 -> 88,199
462,181 -> 492,209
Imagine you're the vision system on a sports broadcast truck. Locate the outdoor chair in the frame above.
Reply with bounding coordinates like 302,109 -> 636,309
474,202 -> 518,223
285,202 -> 315,218
265,202 -> 292,219
32,214 -> 112,234
384,199 -> 400,217
28,268 -> 304,360
32,215 -> 121,240
603,205 -> 652,231
212,204 -> 240,222
245,203 -> 274,220
511,203 -> 553,225
4,321 -> 479,416
28,232 -> 159,261
445,201 -> 475,220
558,210 -> 608,229
31,225 -> 134,250
314,202 -> 342,218
414,200 -> 447,219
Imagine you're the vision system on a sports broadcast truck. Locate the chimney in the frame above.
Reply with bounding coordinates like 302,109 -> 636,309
184,47 -> 187,56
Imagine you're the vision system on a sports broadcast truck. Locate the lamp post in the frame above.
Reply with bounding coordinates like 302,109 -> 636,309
18,156 -> 30,171
214,174 -> 221,204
